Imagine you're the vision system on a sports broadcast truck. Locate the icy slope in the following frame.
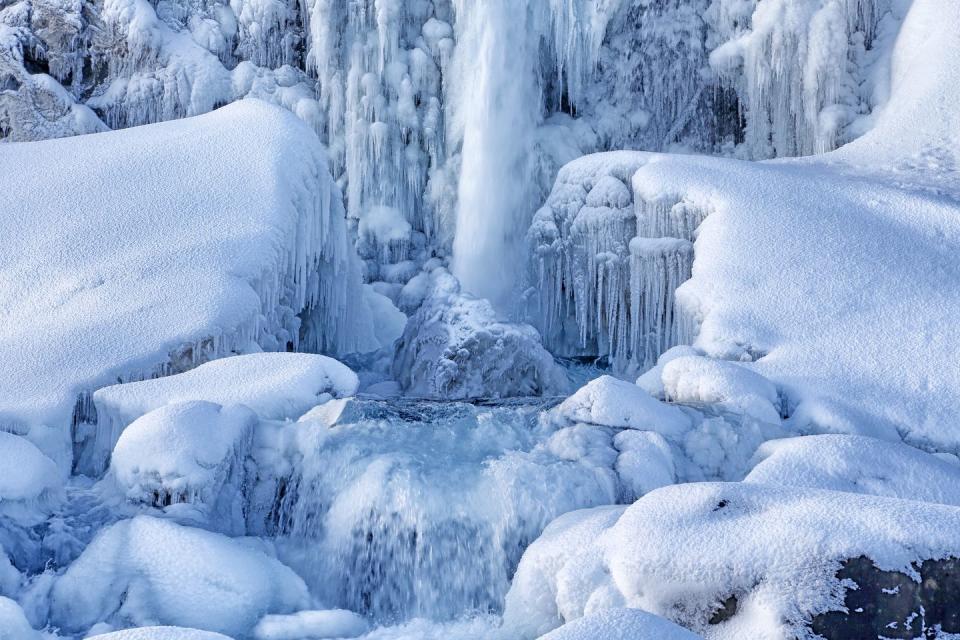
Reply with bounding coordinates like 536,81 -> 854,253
0,100 -> 394,462
532,0 -> 960,450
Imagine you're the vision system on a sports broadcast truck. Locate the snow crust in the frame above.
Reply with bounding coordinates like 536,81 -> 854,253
537,608 -> 704,640
745,434 -> 960,506
81,353 -> 358,475
504,482 -> 960,639
50,515 -> 309,636
0,100 -> 387,465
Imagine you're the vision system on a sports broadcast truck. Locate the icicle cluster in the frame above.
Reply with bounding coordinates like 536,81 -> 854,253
529,152 -> 707,372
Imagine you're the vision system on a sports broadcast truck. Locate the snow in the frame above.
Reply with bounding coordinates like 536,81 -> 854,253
107,402 -> 256,532
553,375 -> 690,437
252,609 -> 370,640
0,432 -> 61,504
0,596 -> 42,640
80,353 -> 358,475
87,628 -> 232,640
537,608 -> 704,640
0,100 -> 388,466
504,481 -> 960,639
50,515 -> 309,636
745,434 -> 960,506
660,357 -> 782,425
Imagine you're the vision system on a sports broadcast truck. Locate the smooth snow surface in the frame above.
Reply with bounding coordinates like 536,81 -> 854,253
88,628 -> 233,640
537,608 -> 704,640
745,434 -> 960,506
504,482 -> 960,639
252,609 -> 369,640
81,353 -> 358,475
0,100 -> 384,456
0,432 -> 61,503
50,515 -> 309,636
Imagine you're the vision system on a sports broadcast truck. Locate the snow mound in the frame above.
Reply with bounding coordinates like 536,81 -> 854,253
0,596 -> 42,640
554,376 -> 690,437
0,431 -> 61,505
108,402 -> 256,532
393,269 -> 568,400
537,608 -> 703,640
252,609 -> 369,640
88,628 -> 233,640
0,99 -> 383,464
504,482 -> 960,638
745,434 -> 960,506
660,356 -> 781,425
80,353 -> 358,475
50,516 -> 309,636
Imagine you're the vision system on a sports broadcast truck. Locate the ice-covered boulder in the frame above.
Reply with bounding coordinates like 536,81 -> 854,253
0,99 -> 388,469
79,353 -> 359,475
659,356 -> 782,425
252,609 -> 369,640
553,376 -> 690,437
50,516 -> 309,637
88,628 -> 232,640
107,402 -> 257,532
504,482 -> 960,639
0,432 -> 62,518
393,269 -> 568,400
745,434 -> 960,506
537,608 -> 703,640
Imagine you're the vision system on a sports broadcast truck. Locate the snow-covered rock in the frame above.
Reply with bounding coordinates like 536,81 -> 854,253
50,516 -> 309,636
0,432 -> 61,512
107,402 -> 256,532
745,434 -> 960,507
80,353 -> 358,475
252,609 -> 370,640
88,628 -> 232,640
0,100 -> 385,469
504,482 -> 960,639
660,356 -> 782,425
553,376 -> 690,437
393,269 -> 568,400
537,608 -> 703,640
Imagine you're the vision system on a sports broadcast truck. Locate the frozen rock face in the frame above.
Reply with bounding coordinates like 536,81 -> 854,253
745,434 -> 960,506
392,269 -> 569,400
79,353 -> 359,476
50,515 -> 309,637
107,402 -> 257,534
503,482 -> 960,639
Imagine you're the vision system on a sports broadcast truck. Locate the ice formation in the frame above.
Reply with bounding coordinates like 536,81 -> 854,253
79,353 -> 359,475
392,268 -> 569,400
504,482 -> 960,639
50,515 -> 310,636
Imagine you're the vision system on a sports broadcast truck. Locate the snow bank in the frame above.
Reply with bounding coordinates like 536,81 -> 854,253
88,628 -> 232,640
504,482 -> 960,639
50,516 -> 309,636
537,608 -> 703,640
80,353 -> 358,475
393,269 -> 568,400
252,609 -> 370,640
107,402 -> 256,532
0,100 -> 385,465
745,434 -> 960,506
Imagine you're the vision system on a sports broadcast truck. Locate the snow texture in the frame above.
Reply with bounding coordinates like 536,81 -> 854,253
745,434 -> 960,507
252,609 -> 370,640
80,353 -> 359,475
50,515 -> 309,636
537,608 -> 704,640
504,482 -> 960,639
88,628 -> 233,640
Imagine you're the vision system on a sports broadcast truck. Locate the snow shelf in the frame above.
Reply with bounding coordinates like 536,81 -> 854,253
78,353 -> 358,475
0,100 -> 387,458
